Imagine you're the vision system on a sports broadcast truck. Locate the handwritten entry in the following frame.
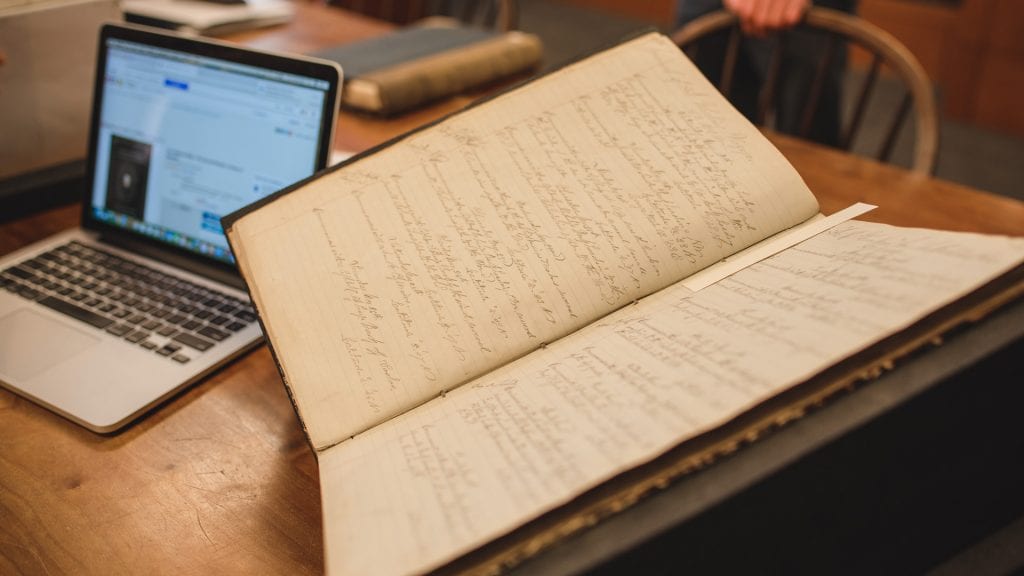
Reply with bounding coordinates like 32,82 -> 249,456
320,220 -> 1024,575
231,34 -> 820,449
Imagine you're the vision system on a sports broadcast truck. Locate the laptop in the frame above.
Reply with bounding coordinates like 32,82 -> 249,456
0,23 -> 342,433
0,0 -> 122,219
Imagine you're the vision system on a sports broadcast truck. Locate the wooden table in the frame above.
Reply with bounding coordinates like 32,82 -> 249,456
2,5 -> 1023,575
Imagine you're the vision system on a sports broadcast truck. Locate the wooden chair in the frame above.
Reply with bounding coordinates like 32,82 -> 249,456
327,0 -> 519,32
671,7 -> 939,174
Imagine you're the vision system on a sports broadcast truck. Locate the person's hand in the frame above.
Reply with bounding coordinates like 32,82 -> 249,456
723,0 -> 810,35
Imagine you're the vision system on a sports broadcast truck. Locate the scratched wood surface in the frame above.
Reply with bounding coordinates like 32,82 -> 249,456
2,5 -> 1023,574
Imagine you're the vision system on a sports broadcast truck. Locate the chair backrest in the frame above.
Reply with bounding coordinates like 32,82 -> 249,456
671,7 -> 939,175
327,0 -> 518,31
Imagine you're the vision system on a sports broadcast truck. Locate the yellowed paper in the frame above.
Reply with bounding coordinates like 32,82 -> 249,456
229,33 -> 820,450
319,221 -> 1024,576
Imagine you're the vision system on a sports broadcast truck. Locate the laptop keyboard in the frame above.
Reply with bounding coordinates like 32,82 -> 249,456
0,241 -> 256,364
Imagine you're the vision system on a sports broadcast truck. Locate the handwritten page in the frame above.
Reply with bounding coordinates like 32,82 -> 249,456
318,221 -> 1024,575
229,33 -> 820,450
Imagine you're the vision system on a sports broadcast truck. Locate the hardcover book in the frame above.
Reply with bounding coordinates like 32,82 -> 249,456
223,32 -> 1024,575
312,21 -> 543,116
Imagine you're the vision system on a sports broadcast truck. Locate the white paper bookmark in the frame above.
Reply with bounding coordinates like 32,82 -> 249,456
681,202 -> 877,291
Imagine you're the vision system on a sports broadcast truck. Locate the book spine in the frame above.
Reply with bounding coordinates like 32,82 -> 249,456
343,31 -> 543,115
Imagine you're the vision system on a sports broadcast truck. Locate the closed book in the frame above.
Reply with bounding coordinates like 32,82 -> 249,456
122,0 -> 294,36
312,22 -> 543,115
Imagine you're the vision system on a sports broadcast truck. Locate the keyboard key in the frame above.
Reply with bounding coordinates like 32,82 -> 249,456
156,326 -> 178,337
184,291 -> 206,303
141,320 -> 162,331
127,314 -> 147,325
111,309 -> 131,318
209,315 -> 229,326
140,341 -> 158,350
235,311 -> 257,322
106,323 -> 133,337
6,266 -> 35,281
38,264 -> 60,277
171,354 -> 191,364
197,326 -> 229,342
173,332 -> 213,352
125,330 -> 149,343
16,285 -> 42,300
39,296 -> 116,329
181,320 -> 202,331
225,321 -> 247,332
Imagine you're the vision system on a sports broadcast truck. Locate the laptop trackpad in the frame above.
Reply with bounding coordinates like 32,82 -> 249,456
0,308 -> 100,380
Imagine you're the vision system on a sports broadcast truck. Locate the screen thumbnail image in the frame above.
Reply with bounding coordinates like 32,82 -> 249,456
104,135 -> 152,219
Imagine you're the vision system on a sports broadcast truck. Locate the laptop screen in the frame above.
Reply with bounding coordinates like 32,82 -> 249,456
86,29 -> 338,266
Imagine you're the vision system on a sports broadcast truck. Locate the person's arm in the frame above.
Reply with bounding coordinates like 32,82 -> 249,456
724,0 -> 809,35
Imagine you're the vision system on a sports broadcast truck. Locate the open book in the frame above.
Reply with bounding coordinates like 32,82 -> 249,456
223,32 -> 1024,575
